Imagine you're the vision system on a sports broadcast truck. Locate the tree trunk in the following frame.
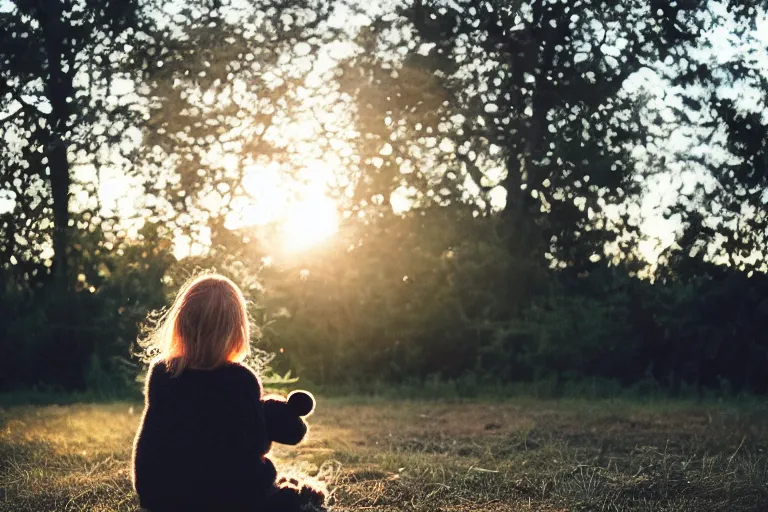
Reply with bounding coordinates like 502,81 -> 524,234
49,142 -> 70,290
40,1 -> 73,292
39,1 -> 81,388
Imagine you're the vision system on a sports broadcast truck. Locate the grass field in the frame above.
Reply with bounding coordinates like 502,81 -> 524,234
2,396 -> 768,511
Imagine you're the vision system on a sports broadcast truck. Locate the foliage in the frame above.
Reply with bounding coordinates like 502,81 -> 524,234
338,0 -> 713,270
0,220 -> 173,391
2,0 -> 768,395
133,0 -> 343,242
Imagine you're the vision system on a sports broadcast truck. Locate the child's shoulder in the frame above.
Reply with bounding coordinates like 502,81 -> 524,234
225,362 -> 260,381
147,359 -> 170,378
213,361 -> 263,388
222,362 -> 264,397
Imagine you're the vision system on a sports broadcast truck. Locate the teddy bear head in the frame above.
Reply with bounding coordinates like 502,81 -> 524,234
263,390 -> 315,446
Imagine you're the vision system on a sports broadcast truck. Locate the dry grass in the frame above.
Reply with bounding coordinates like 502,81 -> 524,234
2,397 -> 768,511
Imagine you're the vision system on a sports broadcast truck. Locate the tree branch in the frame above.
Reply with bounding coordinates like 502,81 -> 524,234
0,105 -> 24,124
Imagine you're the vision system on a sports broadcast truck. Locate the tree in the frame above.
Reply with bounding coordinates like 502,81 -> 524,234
0,0 -> 160,387
0,0 -> 153,289
339,0 -> 713,276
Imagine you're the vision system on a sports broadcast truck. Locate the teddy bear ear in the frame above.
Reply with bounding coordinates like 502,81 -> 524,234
287,390 -> 315,416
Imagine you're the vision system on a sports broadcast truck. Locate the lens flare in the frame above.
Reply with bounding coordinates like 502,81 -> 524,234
280,195 -> 339,252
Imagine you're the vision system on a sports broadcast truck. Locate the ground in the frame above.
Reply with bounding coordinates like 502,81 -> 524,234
2,396 -> 768,511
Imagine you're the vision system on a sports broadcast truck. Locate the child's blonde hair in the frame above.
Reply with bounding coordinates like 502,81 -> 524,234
155,273 -> 251,376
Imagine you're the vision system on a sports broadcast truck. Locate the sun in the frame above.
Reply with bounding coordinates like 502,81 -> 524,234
227,159 -> 340,254
280,195 -> 339,252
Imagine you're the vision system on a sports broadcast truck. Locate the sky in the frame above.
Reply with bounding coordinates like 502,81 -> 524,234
627,4 -> 768,263
2,0 -> 767,263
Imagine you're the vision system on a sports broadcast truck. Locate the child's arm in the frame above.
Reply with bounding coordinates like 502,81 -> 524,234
262,391 -> 315,445
238,365 -> 273,455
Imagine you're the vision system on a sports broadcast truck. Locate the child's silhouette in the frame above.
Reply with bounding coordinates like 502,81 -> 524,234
132,273 -> 326,511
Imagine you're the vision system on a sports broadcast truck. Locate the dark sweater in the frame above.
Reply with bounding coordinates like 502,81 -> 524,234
132,360 -> 278,511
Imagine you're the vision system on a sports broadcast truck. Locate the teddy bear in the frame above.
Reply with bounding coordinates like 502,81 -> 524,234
258,390 -> 327,512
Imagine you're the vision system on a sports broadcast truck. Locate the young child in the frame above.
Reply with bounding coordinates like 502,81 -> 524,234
132,273 -> 326,512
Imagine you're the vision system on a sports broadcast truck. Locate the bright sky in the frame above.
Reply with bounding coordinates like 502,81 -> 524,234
627,4 -> 768,264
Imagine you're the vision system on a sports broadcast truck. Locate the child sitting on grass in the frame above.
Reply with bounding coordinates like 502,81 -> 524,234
132,273 -> 326,512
